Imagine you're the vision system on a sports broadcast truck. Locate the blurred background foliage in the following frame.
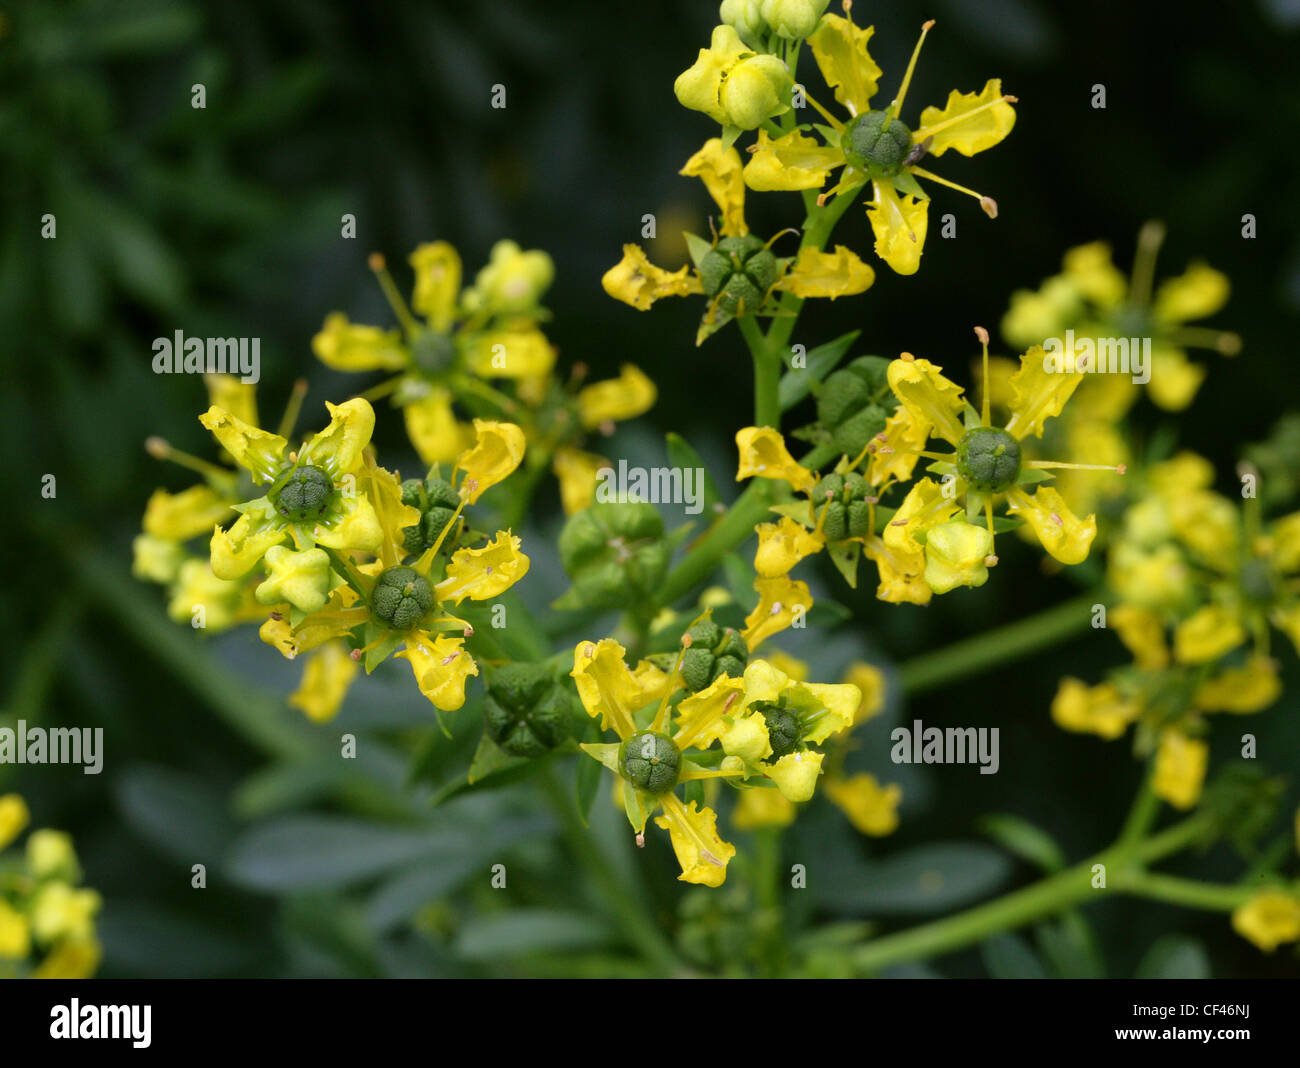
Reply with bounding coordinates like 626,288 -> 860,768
3,0 -> 1299,977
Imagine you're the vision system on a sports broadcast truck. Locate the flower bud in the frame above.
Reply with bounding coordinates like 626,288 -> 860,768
760,0 -> 828,39
812,471 -> 873,542
674,24 -> 749,125
483,663 -> 575,758
680,620 -> 749,691
558,499 -> 670,611
719,54 -> 792,130
816,355 -> 897,457
26,830 -> 80,882
719,0 -> 767,46
463,240 -> 554,316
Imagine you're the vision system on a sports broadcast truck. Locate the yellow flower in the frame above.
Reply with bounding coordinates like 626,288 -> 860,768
131,533 -> 186,584
1194,657 -> 1281,714
1173,604 -> 1245,664
602,244 -> 700,310
143,485 -> 234,541
923,519 -> 994,593
746,16 -> 1014,274
576,365 -> 657,429
27,830 -> 79,881
462,239 -> 554,316
0,900 -> 30,960
825,773 -> 901,836
654,797 -> 737,887
434,531 -> 531,605
255,546 -> 333,613
1005,486 -> 1097,567
843,662 -> 885,724
311,311 -> 406,371
30,882 -> 101,944
731,788 -> 797,830
396,634 -> 479,713
674,24 -> 791,130
0,794 -> 30,851
455,419 -> 526,504
742,575 -> 813,649
552,446 -> 609,515
1232,890 -> 1300,953
167,559 -> 252,631
1153,731 -> 1208,810
765,750 -> 825,803
288,641 -> 359,723
754,517 -> 824,578
1051,678 -> 1139,740
735,426 -> 816,493
1110,605 -> 1169,671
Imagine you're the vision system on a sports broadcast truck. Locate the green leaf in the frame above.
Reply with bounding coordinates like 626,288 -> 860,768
818,842 -> 1014,916
778,330 -> 860,411
114,764 -> 236,865
666,432 -> 723,514
826,540 -> 861,588
769,499 -> 814,527
685,232 -> 714,270
722,552 -> 757,609
978,813 -> 1066,873
1134,935 -> 1211,979
981,933 -> 1050,979
454,909 -> 615,961
1035,915 -> 1105,979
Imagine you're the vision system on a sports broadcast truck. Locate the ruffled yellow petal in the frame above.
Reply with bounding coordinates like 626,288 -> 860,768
552,446 -> 609,515
1006,486 -> 1096,566
456,419 -> 526,504
143,485 -> 234,541
1004,344 -> 1084,441
463,328 -> 555,379
409,241 -> 462,332
397,633 -> 478,712
825,773 -> 901,836
258,591 -> 361,660
923,519 -> 994,594
311,311 -> 406,372
754,516 -> 823,578
198,406 -> 287,483
312,492 -> 383,554
1061,243 -> 1126,308
916,78 -> 1016,157
843,662 -> 885,724
808,13 -> 882,116
571,638 -> 650,739
1195,656 -> 1281,714
864,537 -> 931,605
794,681 -> 859,745
254,545 -> 332,613
742,575 -> 813,650
602,245 -> 701,310
404,387 -> 470,465
883,477 -> 960,555
1153,261 -> 1229,325
868,406 -> 930,485
435,531 -> 530,604
1051,678 -> 1138,740
866,181 -> 929,276
288,641 -> 359,723
742,128 -> 841,191
1110,604 -> 1169,671
203,373 -> 258,427
577,364 -> 657,429
778,244 -> 876,299
886,358 -> 965,446
209,506 -> 287,580
1232,890 -> 1300,953
1153,731 -> 1208,810
675,673 -> 747,751
1173,604 -> 1245,664
300,398 -> 376,479
654,795 -> 735,887
765,750 -> 825,803
680,138 -> 748,237
734,426 -> 816,492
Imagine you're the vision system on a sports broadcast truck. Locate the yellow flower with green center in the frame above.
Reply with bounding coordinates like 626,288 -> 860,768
201,396 -> 383,580
573,638 -> 743,886
1002,224 -> 1241,412
257,431 -> 531,722
603,138 -> 875,344
743,15 -> 1015,275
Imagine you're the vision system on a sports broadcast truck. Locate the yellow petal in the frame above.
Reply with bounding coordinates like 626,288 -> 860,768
866,181 -> 928,276
359,454 -> 422,569
1232,890 -> 1300,953
311,311 -> 406,372
765,750 -> 825,803
397,633 -> 479,712
1006,486 -> 1097,566
434,531 -> 530,604
409,241 -> 462,331
198,406 -> 287,483
864,537 -> 931,605
754,516 -> 823,578
672,24 -> 748,124
404,387 -> 470,465
883,477 -> 960,555
742,575 -> 813,650
680,138 -> 748,237
463,328 -> 556,379
1110,604 -> 1169,671
254,545 -> 332,613
462,239 -> 553,316
923,519 -> 994,594
843,662 -> 886,724
552,446 -> 610,515
1173,604 -> 1245,664
0,794 -> 30,852
1167,489 -> 1238,563
1273,604 -> 1300,658
311,492 -> 383,554
143,485 -> 234,541
868,406 -> 930,485
1004,344 -> 1084,440
825,773 -> 901,836
300,398 -> 376,479
731,788 -> 796,830
675,673 -> 747,751
808,13 -> 882,117
288,641 -> 359,723
32,938 -> 101,979
577,364 -> 657,429
742,128 -> 841,191
886,357 -> 965,446
1061,242 -> 1126,309
1153,731 -> 1208,810
601,244 -> 701,310
456,419 -> 526,504
1268,510 -> 1300,573
1146,347 -> 1206,411
1153,261 -> 1229,324
654,795 -> 735,887
0,899 -> 30,960
917,79 -> 1016,157
734,426 -> 816,492
778,244 -> 875,299
1051,678 -> 1138,740
1195,656 -> 1281,714
720,710 -> 773,764
203,373 -> 258,427
209,508 -> 287,580
571,638 -> 650,739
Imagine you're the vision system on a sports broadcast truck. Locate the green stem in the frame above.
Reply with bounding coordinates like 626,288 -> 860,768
898,592 -> 1097,695
1108,871 -> 1252,913
538,767 -> 681,975
1114,762 -> 1160,856
739,315 -> 781,428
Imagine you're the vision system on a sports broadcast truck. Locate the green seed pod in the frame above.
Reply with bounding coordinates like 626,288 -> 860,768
483,663 -> 574,757
371,565 -> 436,630
403,475 -> 463,555
957,426 -> 1022,493
699,235 -> 778,317
816,355 -> 896,458
558,499 -> 670,612
844,110 -> 913,177
270,464 -> 334,522
410,331 -> 458,377
751,700 -> 801,758
618,731 -> 681,795
680,620 -> 749,691
812,470 -> 874,542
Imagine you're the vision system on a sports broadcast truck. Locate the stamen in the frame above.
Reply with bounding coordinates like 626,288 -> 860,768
144,437 -> 232,482
908,166 -> 999,217
1028,460 -> 1127,474
1128,220 -> 1166,308
891,20 -> 936,119
975,325 -> 991,425
368,252 -> 421,339
1170,326 -> 1243,356
276,378 -> 309,440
